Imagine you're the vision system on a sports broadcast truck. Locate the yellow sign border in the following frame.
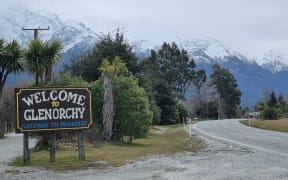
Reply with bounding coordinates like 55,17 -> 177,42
15,87 -> 93,132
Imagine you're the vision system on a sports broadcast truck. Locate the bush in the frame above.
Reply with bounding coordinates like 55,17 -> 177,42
176,102 -> 189,123
91,76 -> 153,141
261,106 -> 279,120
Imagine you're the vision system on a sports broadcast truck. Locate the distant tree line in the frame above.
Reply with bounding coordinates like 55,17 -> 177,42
187,64 -> 242,120
256,90 -> 288,120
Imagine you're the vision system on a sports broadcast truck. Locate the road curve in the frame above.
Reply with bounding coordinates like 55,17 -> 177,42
193,119 -> 288,157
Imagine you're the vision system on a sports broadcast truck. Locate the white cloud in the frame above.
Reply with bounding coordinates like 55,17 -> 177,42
2,0 -> 288,61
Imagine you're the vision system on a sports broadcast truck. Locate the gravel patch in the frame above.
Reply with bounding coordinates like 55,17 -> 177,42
1,129 -> 288,180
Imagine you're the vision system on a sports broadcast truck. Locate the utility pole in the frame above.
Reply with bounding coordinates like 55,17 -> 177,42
22,27 -> 50,40
21,26 -> 50,164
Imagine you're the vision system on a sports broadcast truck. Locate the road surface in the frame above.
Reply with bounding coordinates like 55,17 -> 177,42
2,120 -> 288,180
193,119 -> 288,157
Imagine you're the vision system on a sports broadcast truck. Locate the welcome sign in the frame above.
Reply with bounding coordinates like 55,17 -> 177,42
15,87 -> 92,132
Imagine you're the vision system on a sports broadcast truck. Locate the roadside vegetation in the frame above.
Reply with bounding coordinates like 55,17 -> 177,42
2,29 -> 241,169
240,119 -> 288,132
11,124 -> 204,171
241,89 -> 288,132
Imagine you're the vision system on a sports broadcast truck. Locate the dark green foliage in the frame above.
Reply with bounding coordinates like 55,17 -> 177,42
90,79 -> 104,130
138,53 -> 160,124
113,76 -> 152,140
206,101 -> 219,120
261,104 -> 279,120
139,43 -> 202,124
91,76 -> 152,141
64,29 -> 138,82
176,102 -> 189,123
25,39 -> 62,86
193,70 -> 206,93
0,39 -> 23,138
268,91 -> 277,107
258,91 -> 286,120
0,39 -> 24,88
149,100 -> 161,125
47,72 -> 90,87
138,50 -> 162,125
157,42 -> 196,99
210,64 -> 241,118
154,79 -> 177,125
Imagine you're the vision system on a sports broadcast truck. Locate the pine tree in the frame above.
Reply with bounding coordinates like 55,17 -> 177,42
210,64 -> 241,118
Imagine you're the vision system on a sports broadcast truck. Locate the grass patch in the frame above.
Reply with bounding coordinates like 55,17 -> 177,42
11,124 -> 204,171
240,119 -> 288,132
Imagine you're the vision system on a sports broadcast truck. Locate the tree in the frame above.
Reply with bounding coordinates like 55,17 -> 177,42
176,102 -> 189,123
65,29 -> 138,82
138,50 -> 162,125
192,70 -> 206,117
154,79 -> 177,124
210,64 -> 241,118
139,43 -> 203,125
0,39 -> 23,138
25,40 -> 48,86
47,72 -> 90,87
268,91 -> 277,107
157,42 -> 196,99
258,91 -> 282,120
99,57 -> 127,141
187,82 -> 219,120
25,40 -> 62,86
44,40 -> 62,83
113,76 -> 152,141
91,75 -> 152,142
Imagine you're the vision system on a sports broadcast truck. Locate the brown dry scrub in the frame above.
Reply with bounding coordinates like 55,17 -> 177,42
241,119 -> 288,132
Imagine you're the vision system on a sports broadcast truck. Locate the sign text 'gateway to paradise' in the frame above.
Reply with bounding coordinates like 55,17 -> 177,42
15,87 -> 92,132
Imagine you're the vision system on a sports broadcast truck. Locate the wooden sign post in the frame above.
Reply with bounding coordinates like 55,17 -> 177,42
15,87 -> 92,163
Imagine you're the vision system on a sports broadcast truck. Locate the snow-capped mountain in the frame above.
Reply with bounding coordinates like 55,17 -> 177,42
0,9 -> 97,54
178,38 -> 247,63
259,51 -> 288,73
2,9 -> 288,106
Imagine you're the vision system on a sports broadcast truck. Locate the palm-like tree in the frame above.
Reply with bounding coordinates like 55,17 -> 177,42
43,40 -> 62,83
0,39 -> 23,138
25,40 -> 62,86
25,39 -> 48,86
99,56 -> 127,141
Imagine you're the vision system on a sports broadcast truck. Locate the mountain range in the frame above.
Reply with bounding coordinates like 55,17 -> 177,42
1,9 -> 288,106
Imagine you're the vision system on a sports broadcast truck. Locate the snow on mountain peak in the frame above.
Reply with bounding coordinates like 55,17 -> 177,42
261,51 -> 285,64
259,51 -> 288,73
0,9 -> 97,53
176,38 -> 248,64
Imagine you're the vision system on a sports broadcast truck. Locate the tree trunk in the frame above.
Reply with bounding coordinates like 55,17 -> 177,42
102,74 -> 114,142
45,64 -> 52,84
35,73 -> 39,87
0,89 -> 4,139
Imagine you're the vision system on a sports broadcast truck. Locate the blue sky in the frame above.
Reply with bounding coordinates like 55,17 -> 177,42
3,0 -> 288,61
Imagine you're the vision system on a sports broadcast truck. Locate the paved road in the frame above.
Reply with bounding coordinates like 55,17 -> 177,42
193,119 -> 288,157
2,121 -> 288,180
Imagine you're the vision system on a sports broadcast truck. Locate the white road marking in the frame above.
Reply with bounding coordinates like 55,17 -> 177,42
269,136 -> 282,140
193,123 -> 288,158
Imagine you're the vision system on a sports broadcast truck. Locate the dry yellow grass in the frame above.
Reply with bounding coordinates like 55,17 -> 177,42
12,124 -> 204,171
241,119 -> 288,132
